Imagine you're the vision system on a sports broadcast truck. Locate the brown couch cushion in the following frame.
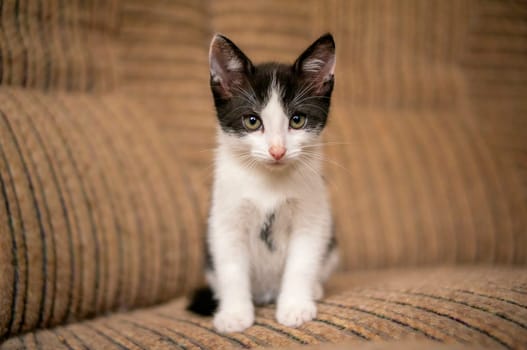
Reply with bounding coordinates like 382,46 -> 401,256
1,266 -> 526,349
0,0 -> 118,92
0,88 -> 204,339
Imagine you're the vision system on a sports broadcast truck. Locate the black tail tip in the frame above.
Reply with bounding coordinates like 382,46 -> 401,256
186,286 -> 218,316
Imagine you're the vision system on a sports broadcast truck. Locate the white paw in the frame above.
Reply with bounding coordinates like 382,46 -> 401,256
276,299 -> 317,327
213,306 -> 254,333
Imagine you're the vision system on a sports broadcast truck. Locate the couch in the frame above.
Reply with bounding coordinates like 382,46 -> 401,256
0,0 -> 526,349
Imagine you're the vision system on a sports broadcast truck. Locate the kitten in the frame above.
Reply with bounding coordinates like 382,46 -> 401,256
187,33 -> 339,333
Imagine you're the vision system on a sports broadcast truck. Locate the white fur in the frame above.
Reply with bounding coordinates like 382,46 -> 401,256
302,58 -> 326,72
207,86 -> 338,333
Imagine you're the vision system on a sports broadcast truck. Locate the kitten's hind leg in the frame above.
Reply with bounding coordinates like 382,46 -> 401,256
319,248 -> 339,283
313,282 -> 324,301
314,246 -> 339,302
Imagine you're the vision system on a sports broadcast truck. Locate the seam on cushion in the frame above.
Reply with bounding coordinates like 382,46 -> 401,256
175,319 -> 262,348
95,98 -> 164,307
359,295 -> 512,349
30,93 -> 82,324
403,291 -> 527,330
257,317 -> 323,343
337,297 -> 467,343
102,323 -> 150,350
116,101 -> 190,297
49,94 -> 102,318
35,96 -> 100,320
511,288 -> 527,295
58,328 -> 89,350
457,289 -> 527,309
0,141 -> 19,340
68,96 -> 128,312
19,335 -> 27,350
154,313 -> 251,349
36,0 -> 51,90
253,322 -> 307,345
316,309 -> 392,340
258,306 -> 372,341
33,333 -> 39,350
118,319 -> 188,350
257,313 -> 330,342
9,98 -> 56,329
0,110 -> 48,334
73,96 -> 127,309
30,93 -> 92,321
83,324 -> 129,350
50,329 -> 74,350
0,1 -> 13,84
320,300 -> 442,342
312,319 -> 370,340
14,0 -> 29,86
7,91 -> 62,329
131,321 -> 203,350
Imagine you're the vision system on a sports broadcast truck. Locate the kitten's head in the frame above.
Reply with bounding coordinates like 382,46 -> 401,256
209,33 -> 335,171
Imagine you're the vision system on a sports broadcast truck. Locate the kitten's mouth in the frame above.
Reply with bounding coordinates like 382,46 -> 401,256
264,159 -> 288,169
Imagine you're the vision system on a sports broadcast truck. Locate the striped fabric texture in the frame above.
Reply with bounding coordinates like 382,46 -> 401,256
1,267 -> 526,349
0,0 -> 118,91
0,0 -> 526,348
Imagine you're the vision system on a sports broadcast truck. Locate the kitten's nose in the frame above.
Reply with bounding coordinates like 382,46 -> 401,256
269,145 -> 286,161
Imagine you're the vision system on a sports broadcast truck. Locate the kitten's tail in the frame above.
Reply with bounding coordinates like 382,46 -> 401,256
186,286 -> 218,316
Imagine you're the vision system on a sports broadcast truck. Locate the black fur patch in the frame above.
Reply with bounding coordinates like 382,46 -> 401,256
325,221 -> 337,258
260,212 -> 276,251
187,286 -> 218,316
210,34 -> 335,136
326,235 -> 337,254
212,64 -> 333,136
205,240 -> 214,270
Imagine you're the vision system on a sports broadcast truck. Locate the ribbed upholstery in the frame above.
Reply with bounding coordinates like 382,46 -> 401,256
0,88 -> 205,339
0,0 -> 526,348
0,0 -> 118,91
1,267 -> 526,349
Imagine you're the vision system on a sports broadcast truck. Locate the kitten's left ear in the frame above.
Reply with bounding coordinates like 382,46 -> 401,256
294,33 -> 336,93
209,34 -> 254,98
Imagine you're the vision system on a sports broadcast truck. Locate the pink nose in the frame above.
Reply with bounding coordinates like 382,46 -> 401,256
269,145 -> 286,160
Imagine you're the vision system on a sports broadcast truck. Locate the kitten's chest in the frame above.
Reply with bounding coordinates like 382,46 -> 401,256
247,200 -> 294,300
248,199 -> 295,252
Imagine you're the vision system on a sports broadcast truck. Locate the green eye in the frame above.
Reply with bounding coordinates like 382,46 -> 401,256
242,115 -> 262,131
289,114 -> 307,129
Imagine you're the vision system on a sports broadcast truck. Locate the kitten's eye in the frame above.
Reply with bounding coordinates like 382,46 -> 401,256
289,114 -> 307,129
242,115 -> 262,131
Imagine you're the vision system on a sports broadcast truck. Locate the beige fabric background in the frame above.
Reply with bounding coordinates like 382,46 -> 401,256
0,0 -> 526,342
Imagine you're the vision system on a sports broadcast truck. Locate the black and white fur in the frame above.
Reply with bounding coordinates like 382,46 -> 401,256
188,33 -> 339,333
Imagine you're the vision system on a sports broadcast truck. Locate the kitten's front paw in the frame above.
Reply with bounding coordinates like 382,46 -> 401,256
276,299 -> 317,327
213,306 -> 254,333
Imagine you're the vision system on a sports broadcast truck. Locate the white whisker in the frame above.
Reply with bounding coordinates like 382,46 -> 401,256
300,141 -> 351,148
300,151 -> 353,176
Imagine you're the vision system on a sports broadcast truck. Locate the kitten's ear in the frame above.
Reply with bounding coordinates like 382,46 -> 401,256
209,34 -> 254,97
293,33 -> 336,93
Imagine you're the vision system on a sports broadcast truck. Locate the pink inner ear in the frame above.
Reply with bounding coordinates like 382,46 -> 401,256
301,56 -> 335,94
303,56 -> 335,80
294,34 -> 336,87
209,35 -> 252,97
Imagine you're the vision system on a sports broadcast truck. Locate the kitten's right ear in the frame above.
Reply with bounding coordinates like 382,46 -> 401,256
209,34 -> 254,98
293,33 -> 336,94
